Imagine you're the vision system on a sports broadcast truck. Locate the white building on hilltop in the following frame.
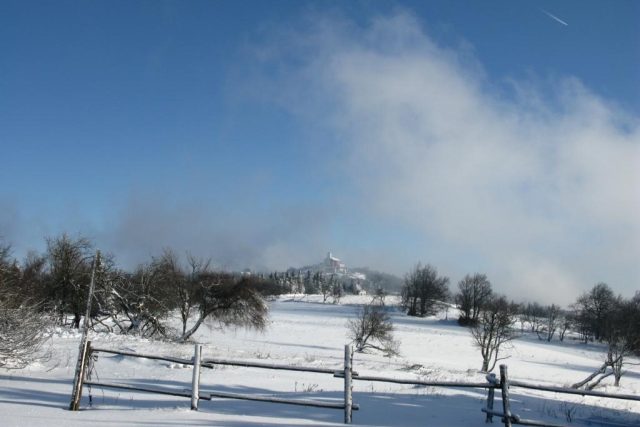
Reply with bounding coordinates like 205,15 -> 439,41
323,251 -> 347,275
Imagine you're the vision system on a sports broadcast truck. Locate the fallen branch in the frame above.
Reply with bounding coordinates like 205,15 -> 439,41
571,362 -> 607,389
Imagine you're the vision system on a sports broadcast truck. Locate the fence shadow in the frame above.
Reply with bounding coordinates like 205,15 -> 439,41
100,382 -> 640,426
1,373 -> 638,426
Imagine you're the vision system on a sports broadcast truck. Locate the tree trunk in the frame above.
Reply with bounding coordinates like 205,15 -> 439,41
611,356 -> 624,387
179,312 -> 206,342
614,372 -> 621,387
571,362 -> 607,388
586,371 -> 613,390
73,313 -> 81,329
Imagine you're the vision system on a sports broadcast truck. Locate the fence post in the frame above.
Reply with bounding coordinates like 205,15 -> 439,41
69,251 -> 99,411
344,344 -> 353,424
499,365 -> 512,427
69,339 -> 91,410
485,372 -> 497,423
191,344 -> 202,410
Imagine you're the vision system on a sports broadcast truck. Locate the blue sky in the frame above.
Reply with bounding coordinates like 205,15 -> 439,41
1,1 -> 639,303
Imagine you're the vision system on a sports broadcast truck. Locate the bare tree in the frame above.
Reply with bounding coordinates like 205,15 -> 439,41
107,265 -> 170,337
0,241 -> 21,306
347,304 -> 398,356
320,274 -> 333,303
0,241 -> 10,264
317,274 -> 327,302
150,249 -> 192,336
401,264 -> 449,317
520,302 -> 546,334
558,315 -> 572,342
0,240 -> 51,368
574,283 -> 616,342
45,234 -> 94,327
605,298 -> 640,387
572,295 -> 640,389
178,273 -> 268,342
0,241 -> 14,278
568,302 -> 592,343
19,251 -> 47,299
0,243 -> 51,368
371,288 -> 387,306
471,295 -> 517,372
331,279 -> 343,304
0,297 -> 51,368
455,273 -> 492,326
537,304 -> 562,342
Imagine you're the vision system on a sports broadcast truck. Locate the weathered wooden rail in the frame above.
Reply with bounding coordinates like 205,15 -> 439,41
72,342 -> 359,423
70,344 -> 639,426
201,347 -> 359,423
346,363 -> 639,427
480,364 -> 640,427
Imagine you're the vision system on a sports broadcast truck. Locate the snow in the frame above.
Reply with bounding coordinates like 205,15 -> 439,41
1,295 -> 639,426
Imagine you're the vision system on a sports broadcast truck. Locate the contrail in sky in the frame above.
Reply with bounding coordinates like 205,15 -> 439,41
541,9 -> 569,26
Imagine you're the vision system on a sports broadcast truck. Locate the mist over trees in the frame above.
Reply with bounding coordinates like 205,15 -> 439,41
444,270 -> 640,380
1,233 -> 638,389
264,270 -> 349,303
350,267 -> 403,293
264,266 -> 402,299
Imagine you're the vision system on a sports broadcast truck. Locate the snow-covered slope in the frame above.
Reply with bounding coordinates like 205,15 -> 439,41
1,295 -> 638,426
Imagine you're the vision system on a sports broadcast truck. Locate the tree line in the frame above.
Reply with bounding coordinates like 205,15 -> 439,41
0,234 -> 283,367
266,267 -> 400,299
267,270 -> 352,303
398,264 -> 640,386
2,234 -> 638,389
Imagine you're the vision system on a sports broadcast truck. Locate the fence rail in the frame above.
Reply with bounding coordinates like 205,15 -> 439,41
84,380 -> 196,399
71,345 -> 639,427
202,357 -> 342,375
76,343 -> 358,423
509,379 -> 640,402
206,390 -> 359,410
481,408 -> 566,427
91,347 -> 212,368
479,364 -> 640,427
350,374 -> 493,389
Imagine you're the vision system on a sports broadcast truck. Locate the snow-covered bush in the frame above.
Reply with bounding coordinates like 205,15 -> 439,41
0,297 -> 51,368
347,304 -> 399,356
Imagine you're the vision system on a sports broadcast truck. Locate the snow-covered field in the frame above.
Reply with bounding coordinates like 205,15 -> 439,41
1,295 -> 639,426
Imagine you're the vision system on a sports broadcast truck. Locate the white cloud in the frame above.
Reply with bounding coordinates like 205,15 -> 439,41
259,11 -> 640,304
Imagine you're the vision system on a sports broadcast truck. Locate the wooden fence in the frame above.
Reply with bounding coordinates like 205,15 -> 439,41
480,364 -> 640,427
70,344 -> 640,426
72,342 -> 359,423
